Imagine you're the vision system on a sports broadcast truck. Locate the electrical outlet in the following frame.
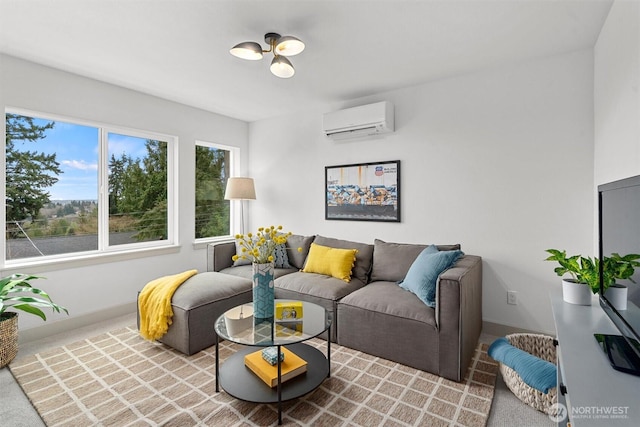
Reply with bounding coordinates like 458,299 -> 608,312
507,291 -> 518,305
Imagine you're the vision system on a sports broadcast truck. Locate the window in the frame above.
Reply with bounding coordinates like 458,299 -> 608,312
195,142 -> 233,240
4,110 -> 176,265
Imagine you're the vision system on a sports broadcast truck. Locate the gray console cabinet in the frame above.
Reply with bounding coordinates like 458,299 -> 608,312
551,289 -> 640,426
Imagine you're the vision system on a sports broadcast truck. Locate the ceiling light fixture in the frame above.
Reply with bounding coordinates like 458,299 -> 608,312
230,32 -> 304,78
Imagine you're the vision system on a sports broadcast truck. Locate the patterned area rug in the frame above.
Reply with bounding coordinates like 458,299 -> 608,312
9,326 -> 498,426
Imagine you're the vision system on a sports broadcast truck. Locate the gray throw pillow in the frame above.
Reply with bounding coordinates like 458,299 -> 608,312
286,235 -> 315,269
233,239 -> 251,266
312,235 -> 374,284
370,239 -> 461,282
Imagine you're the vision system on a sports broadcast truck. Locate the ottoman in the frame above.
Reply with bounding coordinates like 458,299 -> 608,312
137,271 -> 252,355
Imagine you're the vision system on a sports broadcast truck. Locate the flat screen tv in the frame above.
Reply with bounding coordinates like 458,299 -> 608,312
597,174 -> 640,375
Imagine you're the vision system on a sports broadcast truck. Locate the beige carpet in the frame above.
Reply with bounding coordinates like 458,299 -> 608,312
9,325 -> 498,427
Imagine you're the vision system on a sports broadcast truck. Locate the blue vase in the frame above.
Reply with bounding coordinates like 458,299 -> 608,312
252,262 -> 275,320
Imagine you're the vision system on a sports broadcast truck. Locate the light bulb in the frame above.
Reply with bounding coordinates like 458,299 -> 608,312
270,56 -> 295,78
275,36 -> 305,56
230,42 -> 263,60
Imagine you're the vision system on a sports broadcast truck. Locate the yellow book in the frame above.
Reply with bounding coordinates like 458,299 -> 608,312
244,347 -> 307,387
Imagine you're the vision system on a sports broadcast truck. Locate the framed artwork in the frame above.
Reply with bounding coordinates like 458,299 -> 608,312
325,160 -> 400,222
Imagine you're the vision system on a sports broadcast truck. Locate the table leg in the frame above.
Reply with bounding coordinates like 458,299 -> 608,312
215,333 -> 219,392
327,324 -> 331,378
277,344 -> 282,425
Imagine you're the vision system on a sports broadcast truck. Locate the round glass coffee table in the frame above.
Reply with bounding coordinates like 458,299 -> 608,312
214,300 -> 331,425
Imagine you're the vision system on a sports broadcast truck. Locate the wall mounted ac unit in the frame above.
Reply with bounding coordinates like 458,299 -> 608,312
323,101 -> 394,140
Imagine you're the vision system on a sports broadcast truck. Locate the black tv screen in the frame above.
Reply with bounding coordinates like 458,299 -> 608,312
598,174 -> 640,375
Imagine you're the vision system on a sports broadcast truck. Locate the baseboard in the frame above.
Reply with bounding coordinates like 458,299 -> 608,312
482,320 -> 554,338
18,308 -> 551,345
18,302 -> 137,344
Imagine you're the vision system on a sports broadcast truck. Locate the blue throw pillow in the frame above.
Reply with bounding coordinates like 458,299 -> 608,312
398,246 -> 463,307
274,243 -> 291,269
488,337 -> 557,394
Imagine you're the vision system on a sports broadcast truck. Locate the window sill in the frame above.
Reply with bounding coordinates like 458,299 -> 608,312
2,245 -> 181,275
192,236 -> 234,250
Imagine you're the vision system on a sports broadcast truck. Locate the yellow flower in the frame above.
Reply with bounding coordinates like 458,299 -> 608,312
232,255 -> 239,261
232,225 -> 294,264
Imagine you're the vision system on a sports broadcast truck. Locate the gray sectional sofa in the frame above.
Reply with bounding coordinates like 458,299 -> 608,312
207,234 -> 482,382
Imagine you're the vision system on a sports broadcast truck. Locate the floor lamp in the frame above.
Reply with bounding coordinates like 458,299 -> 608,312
224,177 -> 256,235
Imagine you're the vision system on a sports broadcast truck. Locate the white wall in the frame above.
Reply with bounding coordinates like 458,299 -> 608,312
249,50 -> 595,334
0,55 -> 249,333
1,40 -> 604,337
594,0 -> 640,185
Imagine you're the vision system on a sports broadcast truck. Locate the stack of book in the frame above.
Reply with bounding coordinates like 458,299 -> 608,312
244,347 -> 307,388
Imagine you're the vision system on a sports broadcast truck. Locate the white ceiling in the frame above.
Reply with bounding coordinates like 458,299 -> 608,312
0,0 -> 613,122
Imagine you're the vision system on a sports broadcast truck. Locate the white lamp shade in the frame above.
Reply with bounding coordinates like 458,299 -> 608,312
224,177 -> 256,200
275,36 -> 305,56
230,42 -> 263,60
270,55 -> 295,78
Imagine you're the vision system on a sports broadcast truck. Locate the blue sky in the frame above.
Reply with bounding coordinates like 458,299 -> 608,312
14,117 -> 149,200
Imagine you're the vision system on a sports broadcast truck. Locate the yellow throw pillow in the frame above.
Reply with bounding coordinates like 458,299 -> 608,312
302,243 -> 358,282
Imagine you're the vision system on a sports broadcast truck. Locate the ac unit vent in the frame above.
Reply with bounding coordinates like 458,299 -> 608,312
323,101 -> 394,140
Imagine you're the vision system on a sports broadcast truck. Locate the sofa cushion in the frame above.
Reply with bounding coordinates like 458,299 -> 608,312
170,272 -> 252,310
302,243 -> 358,282
399,247 -> 464,307
338,281 -> 437,327
286,235 -> 315,269
275,271 -> 366,302
371,239 -> 462,282
312,235 -> 373,284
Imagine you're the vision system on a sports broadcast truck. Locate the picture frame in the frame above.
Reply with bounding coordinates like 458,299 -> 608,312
325,160 -> 400,222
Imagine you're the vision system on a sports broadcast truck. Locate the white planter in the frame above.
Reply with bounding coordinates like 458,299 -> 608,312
224,304 -> 254,337
605,284 -> 628,311
562,279 -> 592,305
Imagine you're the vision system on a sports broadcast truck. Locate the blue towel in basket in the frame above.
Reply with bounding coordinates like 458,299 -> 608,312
488,337 -> 557,394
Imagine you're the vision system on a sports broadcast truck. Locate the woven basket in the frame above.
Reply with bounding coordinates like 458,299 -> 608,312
499,333 -> 557,414
0,312 -> 19,368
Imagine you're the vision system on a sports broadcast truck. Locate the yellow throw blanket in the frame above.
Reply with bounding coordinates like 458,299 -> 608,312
138,269 -> 198,341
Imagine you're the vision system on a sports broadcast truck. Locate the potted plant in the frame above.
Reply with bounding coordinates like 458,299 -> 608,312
545,249 -> 640,307
599,253 -> 640,310
233,226 -> 294,320
0,273 -> 68,367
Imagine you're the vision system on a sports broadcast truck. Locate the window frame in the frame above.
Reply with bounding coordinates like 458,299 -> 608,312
193,140 -> 239,246
2,107 -> 179,270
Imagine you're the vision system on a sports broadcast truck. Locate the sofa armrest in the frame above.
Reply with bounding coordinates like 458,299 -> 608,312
207,241 -> 236,272
436,254 -> 483,381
